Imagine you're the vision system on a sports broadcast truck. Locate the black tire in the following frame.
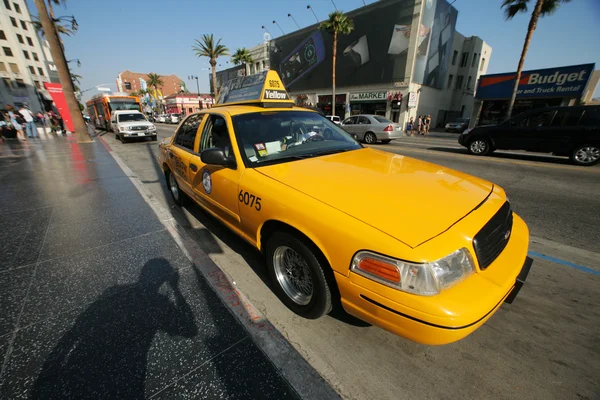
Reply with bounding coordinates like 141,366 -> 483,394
115,133 -> 119,140
265,231 -> 332,319
165,169 -> 186,206
152,136 -> 158,141
364,132 -> 377,144
381,139 -> 392,144
467,137 -> 491,156
570,144 -> 600,166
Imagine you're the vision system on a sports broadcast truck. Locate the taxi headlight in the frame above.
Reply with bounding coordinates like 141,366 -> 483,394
351,248 -> 475,296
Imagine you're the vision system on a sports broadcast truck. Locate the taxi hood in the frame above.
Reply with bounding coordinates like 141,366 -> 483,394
256,148 -> 494,248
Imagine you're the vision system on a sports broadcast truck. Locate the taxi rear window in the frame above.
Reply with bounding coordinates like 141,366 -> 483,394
232,111 -> 361,167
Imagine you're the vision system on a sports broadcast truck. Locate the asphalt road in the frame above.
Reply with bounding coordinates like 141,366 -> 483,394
99,124 -> 599,400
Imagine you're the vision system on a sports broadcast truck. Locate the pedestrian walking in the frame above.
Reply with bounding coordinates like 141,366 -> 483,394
49,112 -> 60,134
406,117 -> 414,136
19,105 -> 38,138
37,111 -> 48,134
6,105 -> 26,141
417,115 -> 423,135
424,114 -> 431,135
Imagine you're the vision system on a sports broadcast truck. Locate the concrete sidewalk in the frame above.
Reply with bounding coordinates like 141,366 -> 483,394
0,134 -> 326,398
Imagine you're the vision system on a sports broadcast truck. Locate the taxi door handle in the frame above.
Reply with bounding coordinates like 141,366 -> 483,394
189,163 -> 198,172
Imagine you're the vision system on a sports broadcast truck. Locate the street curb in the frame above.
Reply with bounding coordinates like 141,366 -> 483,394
96,135 -> 340,400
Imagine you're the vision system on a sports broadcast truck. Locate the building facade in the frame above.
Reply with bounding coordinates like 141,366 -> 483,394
116,70 -> 185,98
0,0 -> 55,113
245,42 -> 270,76
164,92 -> 214,114
269,0 -> 491,129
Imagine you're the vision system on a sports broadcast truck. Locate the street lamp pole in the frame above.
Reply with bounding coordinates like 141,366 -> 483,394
189,75 -> 201,110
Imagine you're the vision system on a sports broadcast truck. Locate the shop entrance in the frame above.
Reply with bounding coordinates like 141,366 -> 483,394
350,102 -> 386,116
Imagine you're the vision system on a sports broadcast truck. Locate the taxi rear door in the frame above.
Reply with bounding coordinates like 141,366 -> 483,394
188,113 -> 242,231
167,114 -> 204,197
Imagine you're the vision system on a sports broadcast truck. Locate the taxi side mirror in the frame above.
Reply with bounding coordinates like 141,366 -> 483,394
201,148 -> 235,168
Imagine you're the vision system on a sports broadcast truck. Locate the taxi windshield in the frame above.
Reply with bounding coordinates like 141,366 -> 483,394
232,111 -> 361,167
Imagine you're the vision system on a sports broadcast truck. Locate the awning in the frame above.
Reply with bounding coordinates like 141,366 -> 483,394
40,90 -> 53,101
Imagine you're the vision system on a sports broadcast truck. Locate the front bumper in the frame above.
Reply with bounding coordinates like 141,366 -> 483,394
337,256 -> 532,345
458,134 -> 467,146
336,215 -> 532,345
122,130 -> 157,137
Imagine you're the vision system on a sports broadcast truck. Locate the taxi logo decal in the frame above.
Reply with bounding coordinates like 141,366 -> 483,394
202,169 -> 212,194
264,90 -> 289,100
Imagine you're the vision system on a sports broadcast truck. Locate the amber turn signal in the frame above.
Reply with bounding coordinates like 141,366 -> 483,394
357,257 -> 401,283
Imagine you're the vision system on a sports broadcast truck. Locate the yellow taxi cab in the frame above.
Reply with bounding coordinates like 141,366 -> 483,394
158,70 -> 532,345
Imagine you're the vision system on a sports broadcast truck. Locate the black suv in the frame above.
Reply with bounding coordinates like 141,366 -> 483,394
458,105 -> 600,166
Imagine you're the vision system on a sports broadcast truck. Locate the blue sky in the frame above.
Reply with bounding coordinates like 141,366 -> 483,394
27,0 -> 600,102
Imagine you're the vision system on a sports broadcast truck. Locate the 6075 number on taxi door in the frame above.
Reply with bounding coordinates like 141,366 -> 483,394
238,190 -> 262,211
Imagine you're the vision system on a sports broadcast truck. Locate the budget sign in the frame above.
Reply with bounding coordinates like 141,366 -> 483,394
476,63 -> 595,100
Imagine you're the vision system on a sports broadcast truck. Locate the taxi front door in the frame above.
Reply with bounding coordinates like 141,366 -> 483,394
167,115 -> 204,197
188,113 -> 242,230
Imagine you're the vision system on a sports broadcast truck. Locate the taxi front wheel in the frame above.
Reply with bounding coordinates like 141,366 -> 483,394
266,232 -> 332,319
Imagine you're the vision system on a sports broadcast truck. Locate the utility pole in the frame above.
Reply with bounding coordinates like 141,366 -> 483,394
33,0 -> 90,142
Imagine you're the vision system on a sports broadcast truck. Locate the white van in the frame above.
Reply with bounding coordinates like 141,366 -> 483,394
111,110 -> 157,143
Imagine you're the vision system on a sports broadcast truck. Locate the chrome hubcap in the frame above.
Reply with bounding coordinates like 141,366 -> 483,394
273,246 -> 313,305
365,134 -> 375,144
575,146 -> 600,164
169,173 -> 179,201
470,140 -> 487,154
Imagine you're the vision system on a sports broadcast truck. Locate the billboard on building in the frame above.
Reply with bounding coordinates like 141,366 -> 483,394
269,0 -> 418,92
476,63 -> 595,100
209,65 -> 245,95
412,0 -> 458,89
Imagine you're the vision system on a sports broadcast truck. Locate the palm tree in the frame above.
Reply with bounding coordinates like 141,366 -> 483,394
146,73 -> 164,111
502,0 -> 571,119
31,15 -> 75,41
320,11 -> 354,117
231,48 -> 254,75
70,72 -> 82,92
192,34 -> 229,102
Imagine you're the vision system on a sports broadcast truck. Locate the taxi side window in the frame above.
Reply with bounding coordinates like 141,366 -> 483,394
200,115 -> 232,157
175,114 -> 202,151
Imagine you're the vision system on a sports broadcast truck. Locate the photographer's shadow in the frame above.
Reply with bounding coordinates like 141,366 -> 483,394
32,258 -> 198,399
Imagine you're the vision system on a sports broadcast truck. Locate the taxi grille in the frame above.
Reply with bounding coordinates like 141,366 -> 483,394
473,202 -> 513,270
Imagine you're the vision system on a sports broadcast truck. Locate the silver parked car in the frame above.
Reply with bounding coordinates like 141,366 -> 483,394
340,114 -> 403,144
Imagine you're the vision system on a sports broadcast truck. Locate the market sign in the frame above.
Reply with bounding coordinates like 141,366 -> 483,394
350,91 -> 387,102
476,63 -> 595,100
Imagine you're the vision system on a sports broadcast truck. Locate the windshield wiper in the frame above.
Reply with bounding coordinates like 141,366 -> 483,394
304,148 -> 355,157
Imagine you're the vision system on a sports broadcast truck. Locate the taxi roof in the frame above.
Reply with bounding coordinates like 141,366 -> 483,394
211,104 -> 318,117
213,70 -> 297,109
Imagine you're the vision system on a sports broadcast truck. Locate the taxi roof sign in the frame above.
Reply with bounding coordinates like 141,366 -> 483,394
214,70 -> 294,108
